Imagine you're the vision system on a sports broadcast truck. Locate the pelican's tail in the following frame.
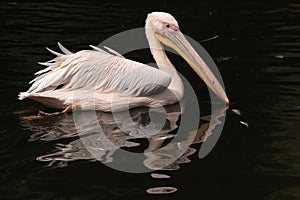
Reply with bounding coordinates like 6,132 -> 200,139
18,92 -> 29,100
18,42 -> 73,100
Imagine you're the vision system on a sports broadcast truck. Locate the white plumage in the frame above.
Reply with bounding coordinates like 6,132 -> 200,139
19,12 -> 229,112
22,45 -> 171,97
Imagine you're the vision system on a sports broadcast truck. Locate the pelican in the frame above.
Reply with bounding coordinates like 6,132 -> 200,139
19,12 -> 229,113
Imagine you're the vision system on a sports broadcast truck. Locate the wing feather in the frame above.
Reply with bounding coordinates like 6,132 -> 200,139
57,42 -> 72,55
20,44 -> 171,100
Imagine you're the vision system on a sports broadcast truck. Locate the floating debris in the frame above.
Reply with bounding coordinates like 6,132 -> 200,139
274,55 -> 284,59
240,121 -> 249,127
151,173 -> 171,179
231,109 -> 241,116
200,35 -> 219,42
146,186 -> 177,194
216,56 -> 232,62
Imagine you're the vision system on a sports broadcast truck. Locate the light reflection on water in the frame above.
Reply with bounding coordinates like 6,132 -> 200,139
20,104 -> 227,194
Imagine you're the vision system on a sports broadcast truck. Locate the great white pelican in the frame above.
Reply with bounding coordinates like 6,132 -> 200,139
19,12 -> 229,112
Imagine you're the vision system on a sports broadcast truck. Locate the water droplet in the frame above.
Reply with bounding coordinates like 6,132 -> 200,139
146,186 -> 177,194
151,173 -> 171,179
240,121 -> 249,127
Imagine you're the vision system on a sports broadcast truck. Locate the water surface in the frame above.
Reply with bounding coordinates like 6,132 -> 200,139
0,0 -> 299,199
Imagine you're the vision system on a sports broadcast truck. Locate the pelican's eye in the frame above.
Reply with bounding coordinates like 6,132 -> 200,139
165,24 -> 170,28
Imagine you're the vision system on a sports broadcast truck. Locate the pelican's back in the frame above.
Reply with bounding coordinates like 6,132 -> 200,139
19,44 -> 172,109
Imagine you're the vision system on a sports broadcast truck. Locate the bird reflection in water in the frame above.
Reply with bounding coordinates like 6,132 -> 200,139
20,104 -> 227,194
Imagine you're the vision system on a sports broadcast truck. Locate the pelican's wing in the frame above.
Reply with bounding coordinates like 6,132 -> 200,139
19,43 -> 171,100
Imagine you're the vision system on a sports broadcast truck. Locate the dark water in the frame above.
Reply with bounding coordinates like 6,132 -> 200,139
1,0 -> 299,199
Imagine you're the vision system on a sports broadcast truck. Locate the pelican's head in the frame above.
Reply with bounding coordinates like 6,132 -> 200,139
145,12 -> 229,104
146,12 -> 180,32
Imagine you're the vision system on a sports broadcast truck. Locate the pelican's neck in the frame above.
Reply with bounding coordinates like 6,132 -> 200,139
145,27 -> 184,98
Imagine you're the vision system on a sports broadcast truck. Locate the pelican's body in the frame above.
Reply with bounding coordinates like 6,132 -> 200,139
19,12 -> 229,112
